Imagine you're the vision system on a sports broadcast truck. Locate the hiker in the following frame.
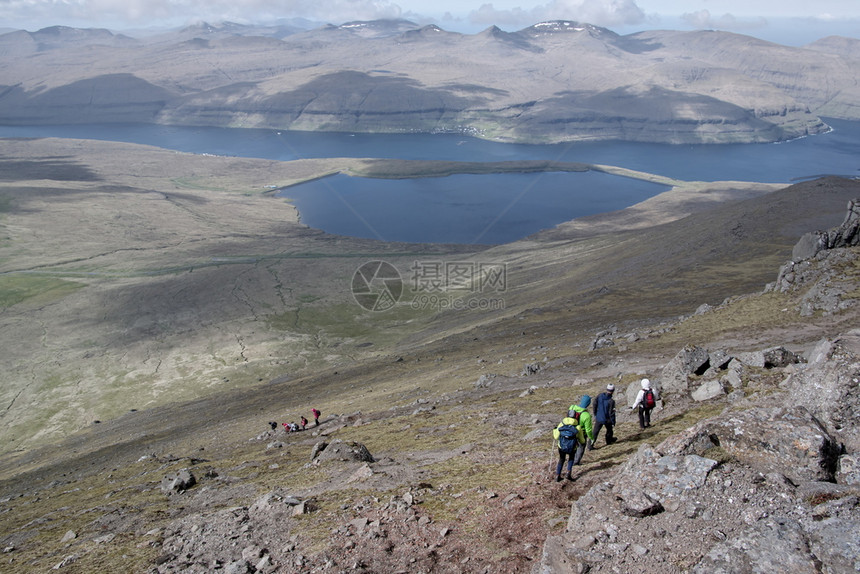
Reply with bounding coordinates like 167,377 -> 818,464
300,416 -> 308,430
568,395 -> 596,450
631,378 -> 659,429
552,411 -> 586,482
268,421 -> 278,431
312,408 -> 320,426
592,384 -> 617,447
289,421 -> 299,432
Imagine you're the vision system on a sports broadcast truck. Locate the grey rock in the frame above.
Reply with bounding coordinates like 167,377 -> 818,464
161,468 -> 196,495
761,346 -> 804,368
52,554 -> 79,569
692,520 -> 818,574
691,379 -> 725,402
612,444 -> 716,517
735,350 -> 766,368
475,373 -> 497,388
780,332 -> 860,452
536,535 -> 588,574
806,512 -> 860,574
311,439 -> 375,464
791,198 -> 860,261
657,406 -> 841,483
249,491 -> 302,519
224,559 -> 253,574
836,454 -> 860,485
660,345 -> 709,393
522,362 -> 541,376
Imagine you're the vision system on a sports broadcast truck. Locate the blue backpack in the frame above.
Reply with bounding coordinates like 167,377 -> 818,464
557,424 -> 579,454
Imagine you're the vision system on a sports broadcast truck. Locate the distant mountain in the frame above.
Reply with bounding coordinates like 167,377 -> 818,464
1,19 -> 858,144
804,35 -> 860,59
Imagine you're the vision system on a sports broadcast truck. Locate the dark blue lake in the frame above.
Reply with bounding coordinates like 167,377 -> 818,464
3,120 -> 859,243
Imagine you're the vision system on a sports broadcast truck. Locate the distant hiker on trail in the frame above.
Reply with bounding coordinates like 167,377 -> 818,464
312,408 -> 320,426
268,421 -> 278,431
593,384 -> 617,447
631,378 -> 659,429
288,421 -> 299,432
300,416 -> 308,430
568,395 -> 596,450
552,411 -> 586,482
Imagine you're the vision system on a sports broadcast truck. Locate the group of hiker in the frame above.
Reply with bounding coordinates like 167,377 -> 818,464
268,407 -> 322,434
552,378 -> 658,482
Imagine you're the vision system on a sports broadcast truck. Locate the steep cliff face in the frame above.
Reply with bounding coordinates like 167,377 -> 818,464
0,20 -> 855,143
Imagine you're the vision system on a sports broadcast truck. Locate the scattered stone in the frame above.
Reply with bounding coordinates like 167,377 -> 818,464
52,554 -> 78,569
160,469 -> 196,495
522,363 -> 541,376
475,373 -> 496,388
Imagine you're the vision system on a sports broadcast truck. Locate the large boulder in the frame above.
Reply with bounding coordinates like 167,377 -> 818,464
311,439 -> 375,464
691,379 -> 726,402
657,406 -> 841,483
610,444 -> 717,518
161,468 -> 196,495
735,346 -> 804,369
659,345 -> 710,394
780,331 -> 860,453
691,519 -> 820,574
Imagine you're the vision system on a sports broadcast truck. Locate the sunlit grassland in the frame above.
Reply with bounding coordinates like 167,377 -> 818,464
0,275 -> 84,308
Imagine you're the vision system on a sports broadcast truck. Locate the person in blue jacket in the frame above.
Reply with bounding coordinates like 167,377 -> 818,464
592,384 -> 617,447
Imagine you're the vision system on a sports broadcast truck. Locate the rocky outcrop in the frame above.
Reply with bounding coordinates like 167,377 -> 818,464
780,330 -> 860,453
537,330 -> 860,574
311,439 -> 375,465
651,343 -> 803,402
791,199 -> 860,261
772,198 -> 860,316
657,406 -> 841,483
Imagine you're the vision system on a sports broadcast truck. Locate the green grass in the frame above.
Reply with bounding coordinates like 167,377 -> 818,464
0,275 -> 84,308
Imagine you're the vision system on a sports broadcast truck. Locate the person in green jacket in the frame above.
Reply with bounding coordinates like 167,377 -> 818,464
568,395 -> 596,450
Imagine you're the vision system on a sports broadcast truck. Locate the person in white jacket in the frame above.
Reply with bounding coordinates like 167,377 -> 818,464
630,378 -> 659,429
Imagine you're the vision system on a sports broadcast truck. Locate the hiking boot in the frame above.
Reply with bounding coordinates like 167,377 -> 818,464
566,473 -> 574,481
556,474 -> 562,482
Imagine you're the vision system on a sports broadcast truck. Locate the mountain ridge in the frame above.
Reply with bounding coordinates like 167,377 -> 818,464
1,19 -> 857,143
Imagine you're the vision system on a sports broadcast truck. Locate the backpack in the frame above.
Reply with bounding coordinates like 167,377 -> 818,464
644,389 -> 656,409
557,424 -> 579,454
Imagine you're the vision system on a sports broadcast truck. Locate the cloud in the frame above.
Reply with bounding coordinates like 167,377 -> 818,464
681,9 -> 767,32
468,0 -> 646,29
0,0 -> 403,30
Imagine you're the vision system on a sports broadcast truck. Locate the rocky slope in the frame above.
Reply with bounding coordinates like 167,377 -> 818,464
0,195 -> 858,572
1,20 -> 858,143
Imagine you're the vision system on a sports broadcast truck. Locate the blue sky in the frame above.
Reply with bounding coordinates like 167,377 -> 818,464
1,0 -> 858,44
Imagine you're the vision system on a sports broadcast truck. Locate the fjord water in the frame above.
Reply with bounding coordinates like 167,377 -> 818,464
3,119 -> 859,243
